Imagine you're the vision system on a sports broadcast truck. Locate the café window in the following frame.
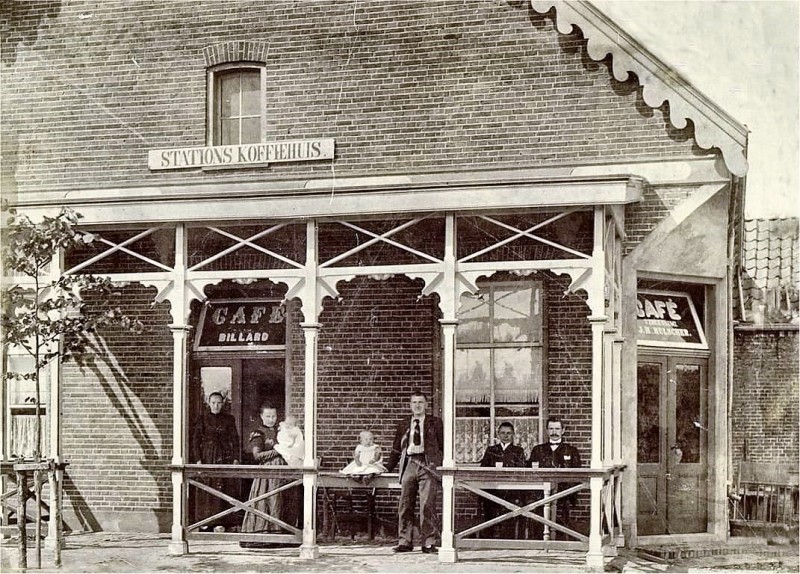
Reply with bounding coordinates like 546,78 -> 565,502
455,281 -> 544,463
4,352 -> 50,459
636,289 -> 707,350
208,64 -> 266,146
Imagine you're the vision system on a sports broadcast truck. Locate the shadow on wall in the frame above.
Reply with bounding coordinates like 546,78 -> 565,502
82,344 -> 171,529
528,2 -> 703,155
61,472 -> 101,533
63,285 -> 172,532
0,1 -> 62,66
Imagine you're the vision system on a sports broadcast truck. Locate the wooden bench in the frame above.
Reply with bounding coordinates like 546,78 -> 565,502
317,472 -> 401,539
731,462 -> 799,526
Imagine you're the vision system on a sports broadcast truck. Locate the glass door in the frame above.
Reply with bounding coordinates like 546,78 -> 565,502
637,355 -> 708,535
666,358 -> 708,534
636,357 -> 667,536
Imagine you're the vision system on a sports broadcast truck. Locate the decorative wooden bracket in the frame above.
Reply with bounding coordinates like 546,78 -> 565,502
550,266 -> 604,316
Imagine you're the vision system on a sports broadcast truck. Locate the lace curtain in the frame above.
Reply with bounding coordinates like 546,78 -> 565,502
10,414 -> 49,458
456,416 -> 539,463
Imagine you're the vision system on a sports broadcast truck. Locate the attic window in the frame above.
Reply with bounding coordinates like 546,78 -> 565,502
208,64 -> 266,146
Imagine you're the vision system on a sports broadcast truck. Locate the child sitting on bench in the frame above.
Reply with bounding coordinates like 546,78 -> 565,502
340,430 -> 387,481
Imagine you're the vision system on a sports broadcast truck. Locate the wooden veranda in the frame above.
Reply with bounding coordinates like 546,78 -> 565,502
26,174 -> 638,568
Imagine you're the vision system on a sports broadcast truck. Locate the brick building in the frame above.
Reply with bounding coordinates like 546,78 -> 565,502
733,218 -> 798,466
729,218 -> 798,535
1,0 -> 749,567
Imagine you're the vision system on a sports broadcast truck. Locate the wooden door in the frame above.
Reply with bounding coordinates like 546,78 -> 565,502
637,355 -> 708,535
636,357 -> 667,536
665,357 -> 708,533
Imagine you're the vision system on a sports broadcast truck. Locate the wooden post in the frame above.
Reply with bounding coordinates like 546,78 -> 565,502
16,470 -> 27,571
34,470 -> 42,568
438,322 -> 458,564
437,213 -> 458,563
612,338 -> 623,465
589,206 -> 607,468
439,473 -> 457,563
603,332 -> 614,464
168,224 -> 189,556
299,219 -> 320,560
48,467 -> 62,567
586,476 -> 604,570
299,323 -> 320,559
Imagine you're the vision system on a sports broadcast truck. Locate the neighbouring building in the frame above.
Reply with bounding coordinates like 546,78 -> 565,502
730,217 -> 799,537
1,1 -> 751,567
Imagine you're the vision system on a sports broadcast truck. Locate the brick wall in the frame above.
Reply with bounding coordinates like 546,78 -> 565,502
731,329 -> 799,470
61,284 -> 174,529
2,0 -> 702,195
315,275 -> 439,470
624,184 -> 698,254
546,272 -> 592,456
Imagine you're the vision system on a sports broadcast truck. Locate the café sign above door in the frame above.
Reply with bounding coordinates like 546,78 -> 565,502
194,299 -> 286,351
636,290 -> 707,350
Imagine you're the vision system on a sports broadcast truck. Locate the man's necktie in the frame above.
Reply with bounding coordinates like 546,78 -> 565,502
413,419 -> 421,446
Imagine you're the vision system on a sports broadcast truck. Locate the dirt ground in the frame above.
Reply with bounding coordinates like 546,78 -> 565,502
1,533 -> 797,574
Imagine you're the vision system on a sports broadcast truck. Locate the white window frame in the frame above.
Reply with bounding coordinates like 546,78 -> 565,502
455,280 -> 546,462
3,347 -> 51,459
207,63 -> 267,146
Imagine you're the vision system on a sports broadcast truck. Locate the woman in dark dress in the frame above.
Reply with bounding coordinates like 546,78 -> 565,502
191,392 -> 239,530
241,403 -> 286,536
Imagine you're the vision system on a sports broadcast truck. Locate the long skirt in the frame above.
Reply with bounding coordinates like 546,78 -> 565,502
242,457 -> 286,533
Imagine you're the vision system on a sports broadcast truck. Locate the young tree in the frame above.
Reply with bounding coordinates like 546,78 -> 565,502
2,205 -> 142,570
2,205 -> 141,459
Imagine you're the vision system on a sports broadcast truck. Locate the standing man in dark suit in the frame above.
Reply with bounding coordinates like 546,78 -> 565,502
385,392 -> 443,554
527,416 -> 582,539
479,421 -> 526,538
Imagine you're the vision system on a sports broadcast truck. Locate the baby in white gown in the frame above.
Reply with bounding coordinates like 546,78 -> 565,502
339,430 -> 387,478
274,415 -> 305,467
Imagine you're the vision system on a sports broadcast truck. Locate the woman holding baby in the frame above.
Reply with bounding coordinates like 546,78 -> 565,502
240,402 -> 304,545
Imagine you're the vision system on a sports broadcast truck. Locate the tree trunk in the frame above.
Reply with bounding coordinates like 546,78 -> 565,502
35,364 -> 42,460
16,470 -> 28,572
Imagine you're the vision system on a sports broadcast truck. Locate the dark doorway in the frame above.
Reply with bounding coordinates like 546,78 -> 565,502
189,356 -> 288,527
191,357 -> 287,461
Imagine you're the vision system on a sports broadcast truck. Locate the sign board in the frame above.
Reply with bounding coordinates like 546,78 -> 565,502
194,299 -> 286,351
636,290 -> 707,350
148,138 -> 334,170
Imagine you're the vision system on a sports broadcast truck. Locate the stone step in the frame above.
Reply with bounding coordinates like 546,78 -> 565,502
637,542 -> 782,561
